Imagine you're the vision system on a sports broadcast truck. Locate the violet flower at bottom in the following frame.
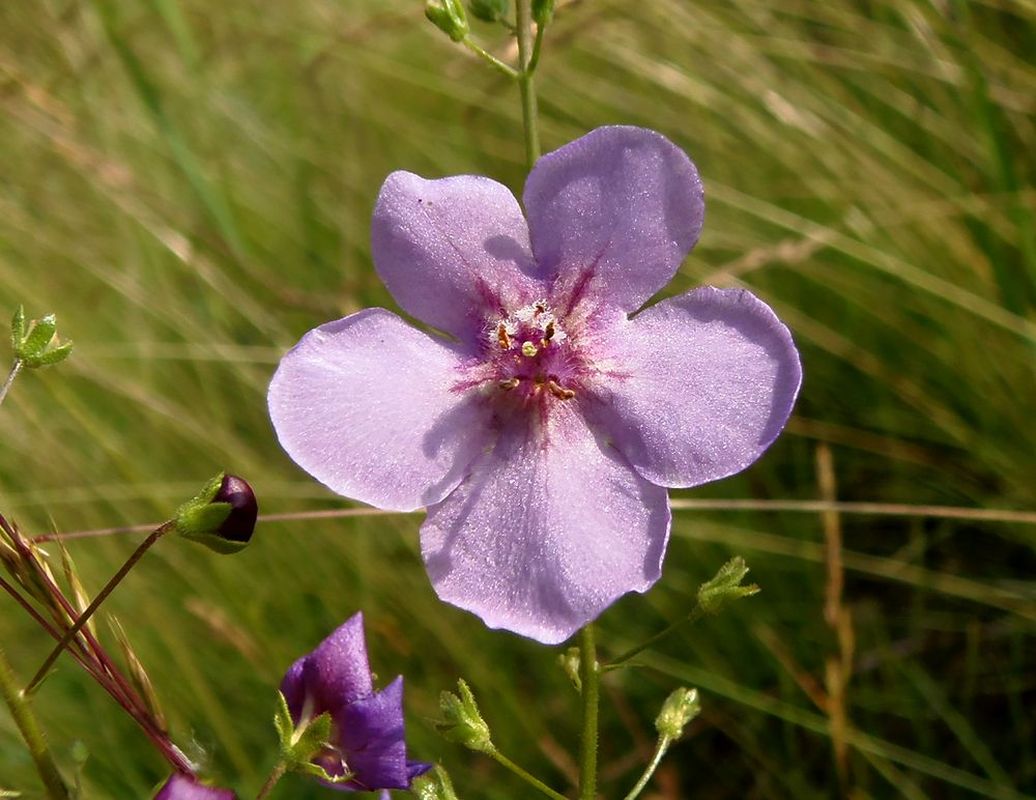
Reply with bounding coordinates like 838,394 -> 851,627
280,612 -> 430,794
154,774 -> 236,800
269,125 -> 803,644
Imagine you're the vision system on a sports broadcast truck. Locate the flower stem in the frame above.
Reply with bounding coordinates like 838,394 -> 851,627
462,38 -> 520,79
621,736 -> 672,800
255,761 -> 287,800
515,0 -> 541,169
577,624 -> 599,800
0,647 -> 71,799
604,606 -> 707,671
25,522 -> 174,694
488,748 -> 568,800
0,359 -> 23,409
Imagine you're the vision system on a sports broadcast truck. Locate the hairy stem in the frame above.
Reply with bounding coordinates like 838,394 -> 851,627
0,647 -> 70,799
255,761 -> 287,800
0,359 -> 22,408
578,624 -> 599,800
621,736 -> 672,800
489,749 -> 569,800
515,0 -> 541,168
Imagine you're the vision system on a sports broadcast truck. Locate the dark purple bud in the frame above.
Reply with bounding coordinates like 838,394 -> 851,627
213,475 -> 258,545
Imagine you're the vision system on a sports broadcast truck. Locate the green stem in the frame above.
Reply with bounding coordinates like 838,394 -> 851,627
462,38 -> 520,79
528,19 -> 546,74
0,647 -> 70,799
578,625 -> 599,800
621,736 -> 672,800
515,0 -> 541,168
605,606 -> 707,671
0,359 -> 22,408
25,522 -> 173,694
488,749 -> 569,800
255,761 -> 287,800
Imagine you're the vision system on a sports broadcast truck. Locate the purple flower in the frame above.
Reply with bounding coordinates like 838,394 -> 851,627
280,612 -> 429,793
154,774 -> 236,800
269,126 -> 801,644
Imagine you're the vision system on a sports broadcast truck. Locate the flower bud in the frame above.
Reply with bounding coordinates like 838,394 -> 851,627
697,556 -> 759,616
531,0 -> 554,25
558,646 -> 581,691
655,686 -> 700,740
426,0 -> 469,42
436,679 -> 492,753
412,765 -> 460,800
12,308 -> 73,368
468,0 -> 508,23
174,473 -> 258,554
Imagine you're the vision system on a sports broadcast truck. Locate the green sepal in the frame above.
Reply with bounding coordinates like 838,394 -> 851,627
436,679 -> 492,753
173,473 -> 245,554
558,646 -> 581,692
412,765 -> 460,800
468,0 -> 508,23
274,691 -> 354,783
696,556 -> 759,615
17,314 -> 57,361
31,341 -> 74,367
10,306 -> 24,354
531,0 -> 554,25
426,0 -> 469,41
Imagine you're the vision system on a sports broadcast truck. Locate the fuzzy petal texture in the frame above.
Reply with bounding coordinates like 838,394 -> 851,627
596,287 -> 801,488
421,407 -> 671,644
280,612 -> 373,722
372,172 -> 543,338
154,775 -> 236,800
268,309 -> 489,511
523,126 -> 704,313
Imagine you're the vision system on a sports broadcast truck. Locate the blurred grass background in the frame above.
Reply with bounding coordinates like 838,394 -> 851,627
1,0 -> 1034,797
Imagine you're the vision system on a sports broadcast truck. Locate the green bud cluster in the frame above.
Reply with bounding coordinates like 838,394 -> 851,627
10,307 -> 73,368
425,0 -> 469,41
436,679 -> 492,753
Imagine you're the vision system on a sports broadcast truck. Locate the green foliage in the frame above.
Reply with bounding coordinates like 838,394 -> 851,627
426,0 -> 469,42
468,0 -> 508,24
10,309 -> 73,369
0,1 -> 1033,797
412,765 -> 460,800
437,679 -> 493,753
696,556 -> 760,616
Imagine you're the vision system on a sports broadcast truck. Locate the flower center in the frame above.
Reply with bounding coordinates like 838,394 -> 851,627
483,300 -> 579,403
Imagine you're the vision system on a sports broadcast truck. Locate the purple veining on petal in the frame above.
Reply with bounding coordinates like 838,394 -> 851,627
269,125 -> 801,644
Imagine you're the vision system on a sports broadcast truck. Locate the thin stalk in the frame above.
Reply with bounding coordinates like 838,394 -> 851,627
255,762 -> 287,800
621,736 -> 672,800
0,359 -> 22,408
577,625 -> 599,800
528,19 -> 546,73
26,522 -> 173,694
605,606 -> 707,671
515,0 -> 540,168
462,38 -> 520,79
0,647 -> 70,799
488,749 -> 569,800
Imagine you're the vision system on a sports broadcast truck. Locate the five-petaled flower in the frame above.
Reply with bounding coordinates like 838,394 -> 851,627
154,774 -> 237,800
269,126 -> 802,644
280,612 -> 429,794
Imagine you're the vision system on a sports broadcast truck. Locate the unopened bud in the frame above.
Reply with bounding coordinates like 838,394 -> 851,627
426,0 -> 469,42
412,765 -> 460,800
12,308 -> 73,368
697,556 -> 759,615
655,687 -> 700,740
436,679 -> 492,753
558,646 -> 581,691
531,0 -> 554,25
468,0 -> 508,23
174,473 -> 258,554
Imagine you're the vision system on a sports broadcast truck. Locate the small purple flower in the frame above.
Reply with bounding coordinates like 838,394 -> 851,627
154,774 -> 236,800
280,612 -> 429,793
269,126 -> 802,644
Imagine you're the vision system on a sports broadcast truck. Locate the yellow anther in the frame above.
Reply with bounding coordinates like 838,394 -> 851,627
497,323 -> 511,350
547,380 -> 576,400
521,341 -> 538,358
498,377 -> 520,391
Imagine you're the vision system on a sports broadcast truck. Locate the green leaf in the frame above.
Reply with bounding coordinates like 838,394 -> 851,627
17,314 -> 57,362
32,341 -> 74,367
